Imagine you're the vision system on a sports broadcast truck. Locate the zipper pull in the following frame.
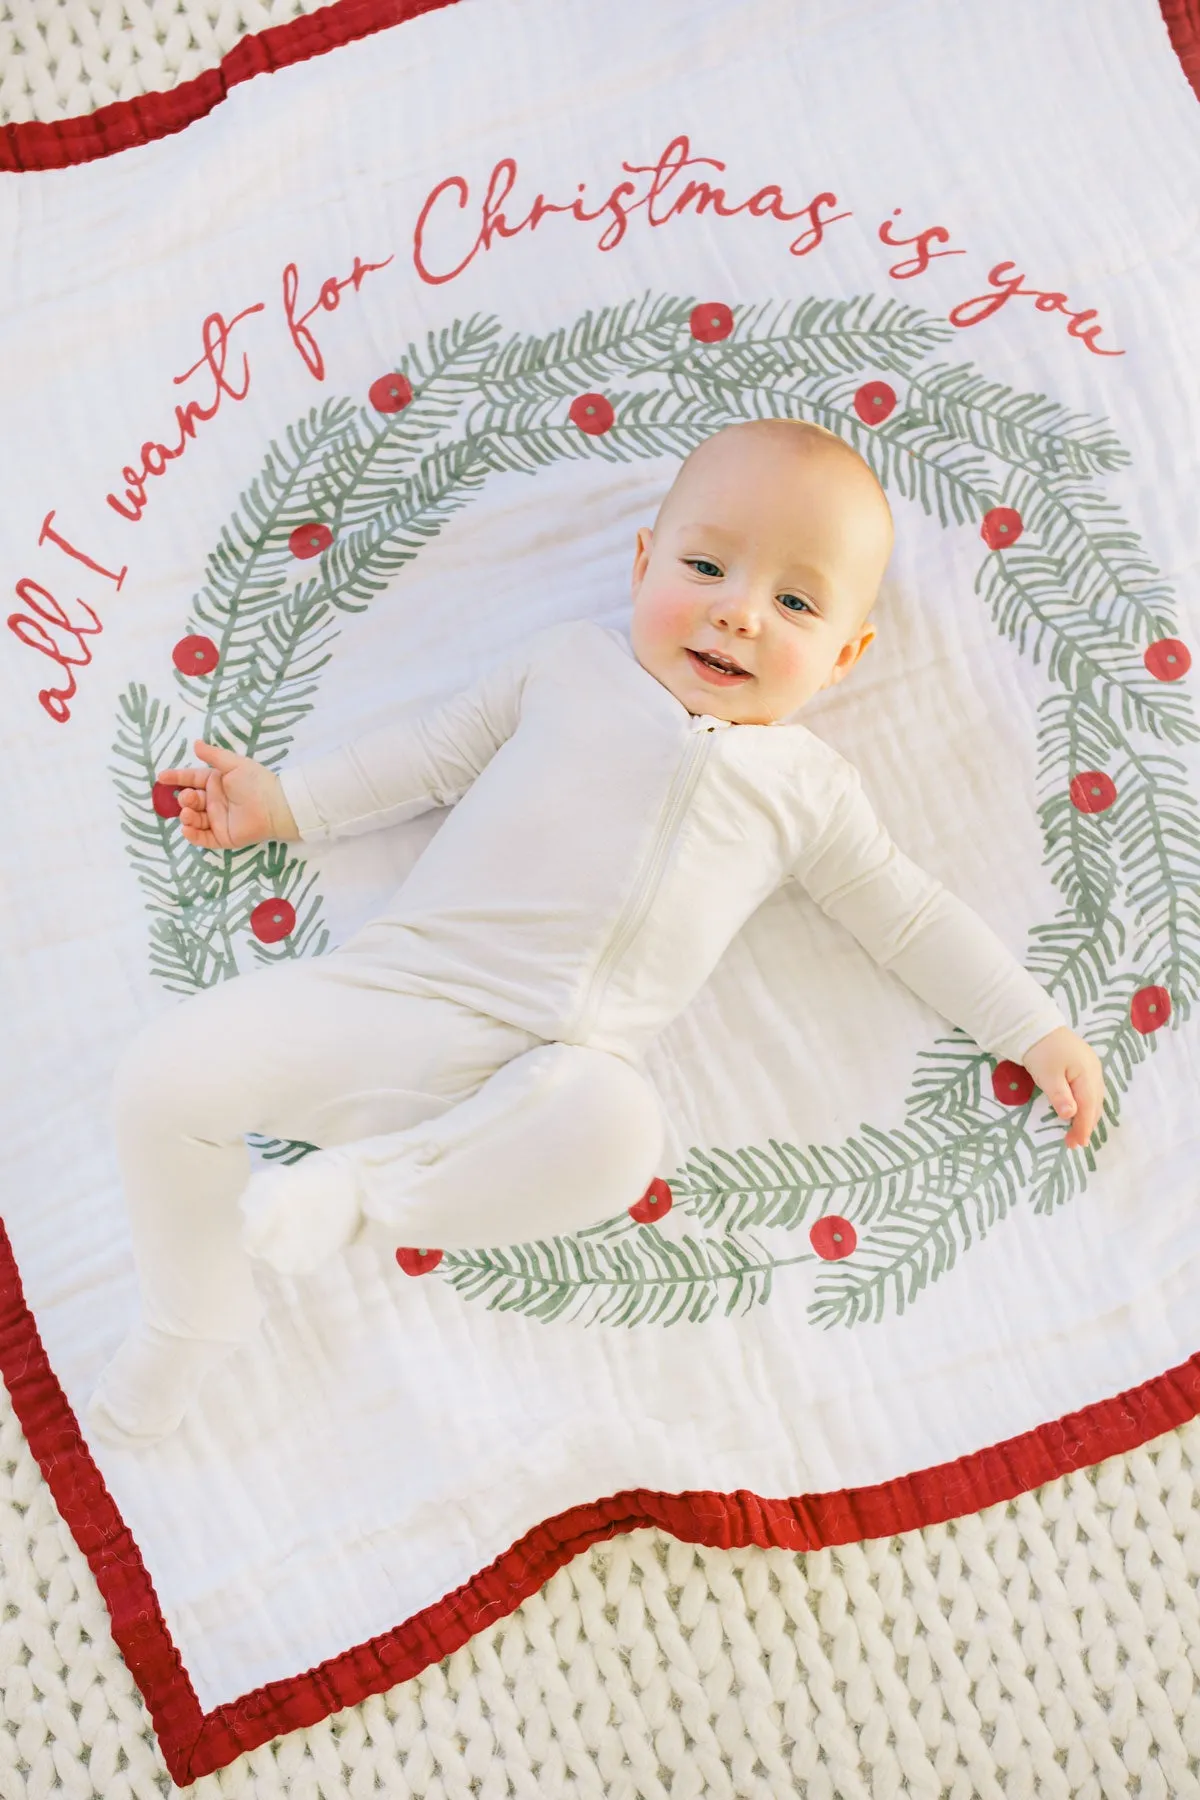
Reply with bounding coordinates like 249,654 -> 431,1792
690,714 -> 731,733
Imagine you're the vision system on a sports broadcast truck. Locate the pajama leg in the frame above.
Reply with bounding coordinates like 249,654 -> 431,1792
321,1039 -> 667,1252
88,959 -> 539,1446
106,959 -> 539,1337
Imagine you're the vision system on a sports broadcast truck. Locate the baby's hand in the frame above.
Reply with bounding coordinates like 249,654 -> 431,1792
155,740 -> 299,850
1020,1026 -> 1106,1150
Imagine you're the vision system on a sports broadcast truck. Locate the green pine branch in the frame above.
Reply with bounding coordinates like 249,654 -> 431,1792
660,340 -> 827,397
214,584 -> 342,768
477,292 -> 695,400
999,469 -> 1179,644
976,553 -> 1195,745
112,686 -> 238,991
1107,749 -> 1200,1014
1025,912 -> 1128,1021
1036,692 -> 1123,923
731,294 -> 955,376
806,1109 -> 1035,1328
313,313 -> 503,533
858,413 -> 995,529
645,294 -> 954,388
1033,693 -> 1200,1024
672,1139 -> 824,1232
466,388 -> 729,475
112,683 -> 331,990
246,1134 -> 319,1164
241,844 -> 331,967
673,1105 -> 1020,1237
904,1032 -> 993,1122
905,364 -> 1128,477
439,1227 -> 810,1327
178,399 -> 360,736
319,437 -> 494,604
181,322 -> 506,754
112,687 -> 209,914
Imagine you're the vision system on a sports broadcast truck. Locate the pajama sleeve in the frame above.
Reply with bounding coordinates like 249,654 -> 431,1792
792,762 -> 1070,1066
275,631 -> 541,842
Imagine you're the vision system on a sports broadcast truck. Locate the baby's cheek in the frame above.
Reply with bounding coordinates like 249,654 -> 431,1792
641,590 -> 698,651
767,637 -> 810,689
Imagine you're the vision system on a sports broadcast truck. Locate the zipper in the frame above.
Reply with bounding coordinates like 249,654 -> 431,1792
571,716 -> 724,1041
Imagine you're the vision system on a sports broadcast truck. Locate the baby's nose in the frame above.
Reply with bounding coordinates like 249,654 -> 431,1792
709,592 -> 760,629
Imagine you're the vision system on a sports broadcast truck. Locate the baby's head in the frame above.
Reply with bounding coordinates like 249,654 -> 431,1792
630,419 -> 893,724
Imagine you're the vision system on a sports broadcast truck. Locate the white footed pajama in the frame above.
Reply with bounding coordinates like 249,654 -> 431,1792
91,618 -> 1069,1443
89,957 -> 663,1443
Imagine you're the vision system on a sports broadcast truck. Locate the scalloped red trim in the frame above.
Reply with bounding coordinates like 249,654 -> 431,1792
3,1215 -> 1200,1783
0,0 -> 1195,172
1,0 -> 1199,1782
0,0 -> 463,172
1162,0 -> 1200,96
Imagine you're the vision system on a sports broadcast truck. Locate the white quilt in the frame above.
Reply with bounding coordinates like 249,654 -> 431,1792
1,0 -> 1198,1745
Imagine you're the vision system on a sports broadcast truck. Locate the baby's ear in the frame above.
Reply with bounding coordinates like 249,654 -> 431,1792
839,623 -> 876,670
631,527 -> 654,590
819,624 -> 875,693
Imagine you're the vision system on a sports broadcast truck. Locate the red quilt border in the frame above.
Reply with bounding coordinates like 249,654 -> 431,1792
0,0 -> 464,173
1163,0 -> 1200,95
4,1215 -> 1200,1783
1,0 -> 1195,172
2,0 -> 1199,1784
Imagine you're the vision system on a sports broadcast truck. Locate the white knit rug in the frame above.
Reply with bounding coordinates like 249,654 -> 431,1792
3,3 -> 1200,1795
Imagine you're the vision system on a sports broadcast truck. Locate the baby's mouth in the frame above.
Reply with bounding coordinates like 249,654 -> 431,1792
686,647 -> 752,684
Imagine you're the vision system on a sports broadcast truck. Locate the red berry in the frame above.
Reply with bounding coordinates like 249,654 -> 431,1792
568,393 -> 615,436
629,1178 -> 673,1224
1144,638 -> 1191,682
172,634 -> 220,676
395,1246 -> 444,1276
852,381 -> 897,424
980,507 -> 1023,550
151,781 -> 182,819
1069,770 -> 1117,814
992,1061 -> 1035,1106
250,898 -> 296,944
809,1215 -> 856,1260
369,373 -> 414,414
689,302 -> 734,343
289,522 -> 333,560
1131,985 -> 1171,1034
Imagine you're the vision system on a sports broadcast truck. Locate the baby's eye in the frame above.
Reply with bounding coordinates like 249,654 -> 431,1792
779,593 -> 814,615
685,558 -> 723,578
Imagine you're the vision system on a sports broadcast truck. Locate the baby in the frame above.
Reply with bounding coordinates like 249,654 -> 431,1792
87,418 -> 1105,1448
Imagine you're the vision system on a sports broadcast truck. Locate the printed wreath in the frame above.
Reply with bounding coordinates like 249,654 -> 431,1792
111,293 -> 1200,1331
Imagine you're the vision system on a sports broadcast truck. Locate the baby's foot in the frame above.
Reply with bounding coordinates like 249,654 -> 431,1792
86,1323 -> 239,1449
238,1149 -> 361,1276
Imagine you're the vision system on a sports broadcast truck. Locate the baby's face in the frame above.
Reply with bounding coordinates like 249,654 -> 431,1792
629,427 -> 892,725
